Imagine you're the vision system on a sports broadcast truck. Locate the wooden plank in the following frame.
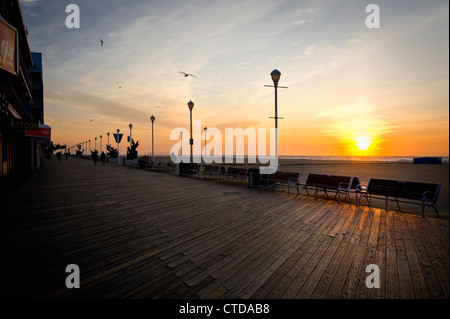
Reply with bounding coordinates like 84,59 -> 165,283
393,213 -> 414,298
337,206 -> 373,298
213,201 -> 341,299
297,206 -> 359,298
406,216 -> 446,298
320,206 -> 369,298
402,214 -> 431,298
385,211 -> 400,298
369,209 -> 387,299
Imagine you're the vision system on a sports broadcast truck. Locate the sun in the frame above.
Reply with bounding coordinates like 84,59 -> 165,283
355,136 -> 372,151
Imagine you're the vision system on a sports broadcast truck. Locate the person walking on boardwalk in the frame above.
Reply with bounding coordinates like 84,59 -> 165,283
100,151 -> 106,165
92,150 -> 98,166
56,151 -> 61,162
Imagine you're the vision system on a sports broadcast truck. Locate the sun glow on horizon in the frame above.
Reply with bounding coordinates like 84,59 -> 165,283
355,136 -> 372,151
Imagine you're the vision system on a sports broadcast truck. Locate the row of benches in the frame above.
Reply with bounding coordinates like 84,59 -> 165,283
142,160 -> 178,172
178,164 -> 441,218
137,161 -> 441,218
180,163 -> 250,183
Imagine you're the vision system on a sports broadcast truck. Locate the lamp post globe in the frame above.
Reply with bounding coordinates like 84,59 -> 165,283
270,69 -> 281,86
150,115 -> 155,160
188,100 -> 194,110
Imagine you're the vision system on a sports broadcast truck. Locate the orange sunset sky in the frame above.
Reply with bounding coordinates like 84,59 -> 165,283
20,0 -> 449,157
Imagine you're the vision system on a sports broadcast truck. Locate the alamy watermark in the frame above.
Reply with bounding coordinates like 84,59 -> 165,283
65,264 -> 80,289
365,264 -> 380,288
366,4 -> 380,29
65,4 -> 380,30
65,4 -> 80,29
169,121 -> 278,174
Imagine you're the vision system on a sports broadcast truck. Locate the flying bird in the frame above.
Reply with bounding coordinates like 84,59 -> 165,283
178,72 -> 196,78
100,39 -> 103,47
118,86 -> 122,90
89,119 -> 95,122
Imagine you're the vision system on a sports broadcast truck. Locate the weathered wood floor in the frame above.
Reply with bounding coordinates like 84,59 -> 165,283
0,157 -> 448,299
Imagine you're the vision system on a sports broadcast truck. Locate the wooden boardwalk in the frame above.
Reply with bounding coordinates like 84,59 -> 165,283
0,157 -> 448,299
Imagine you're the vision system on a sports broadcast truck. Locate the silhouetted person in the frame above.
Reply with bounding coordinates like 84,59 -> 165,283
56,152 -> 61,162
92,152 -> 98,166
65,151 -> 69,159
100,152 -> 106,165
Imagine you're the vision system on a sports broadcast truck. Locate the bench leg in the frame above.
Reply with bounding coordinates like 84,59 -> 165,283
422,201 -> 440,218
396,200 -> 401,211
304,187 -> 310,196
356,192 -> 369,207
338,191 -> 351,204
433,205 -> 439,218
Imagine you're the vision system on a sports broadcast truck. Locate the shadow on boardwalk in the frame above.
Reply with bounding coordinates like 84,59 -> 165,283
0,157 -> 448,301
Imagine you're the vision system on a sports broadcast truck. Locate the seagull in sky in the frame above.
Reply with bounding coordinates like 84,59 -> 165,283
118,86 -> 122,90
89,119 -> 95,122
100,39 -> 103,47
178,71 -> 196,78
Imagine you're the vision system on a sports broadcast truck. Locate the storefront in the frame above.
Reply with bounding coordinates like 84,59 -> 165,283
1,0 -> 35,194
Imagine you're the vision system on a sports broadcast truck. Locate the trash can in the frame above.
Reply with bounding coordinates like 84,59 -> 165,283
248,167 -> 261,187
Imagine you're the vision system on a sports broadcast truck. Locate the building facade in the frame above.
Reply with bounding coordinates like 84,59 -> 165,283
1,0 -> 48,196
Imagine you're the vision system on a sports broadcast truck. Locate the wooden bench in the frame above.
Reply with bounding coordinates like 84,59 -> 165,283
224,167 -> 249,184
156,161 -> 167,170
202,165 -> 227,179
356,178 -> 441,217
143,159 -> 154,169
179,163 -> 201,176
259,171 -> 302,195
300,174 -> 356,203
156,161 -> 177,173
166,162 -> 177,172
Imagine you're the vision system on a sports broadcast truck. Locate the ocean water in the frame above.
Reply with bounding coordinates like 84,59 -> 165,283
130,154 -> 449,164
279,156 -> 449,163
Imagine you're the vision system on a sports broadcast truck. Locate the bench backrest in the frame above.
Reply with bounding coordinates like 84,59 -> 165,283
366,178 -> 441,201
351,176 -> 361,189
306,174 -> 353,188
400,181 -> 441,200
366,179 -> 400,196
270,171 -> 302,183
226,167 -> 248,176
204,165 -> 227,174
158,161 -> 167,168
